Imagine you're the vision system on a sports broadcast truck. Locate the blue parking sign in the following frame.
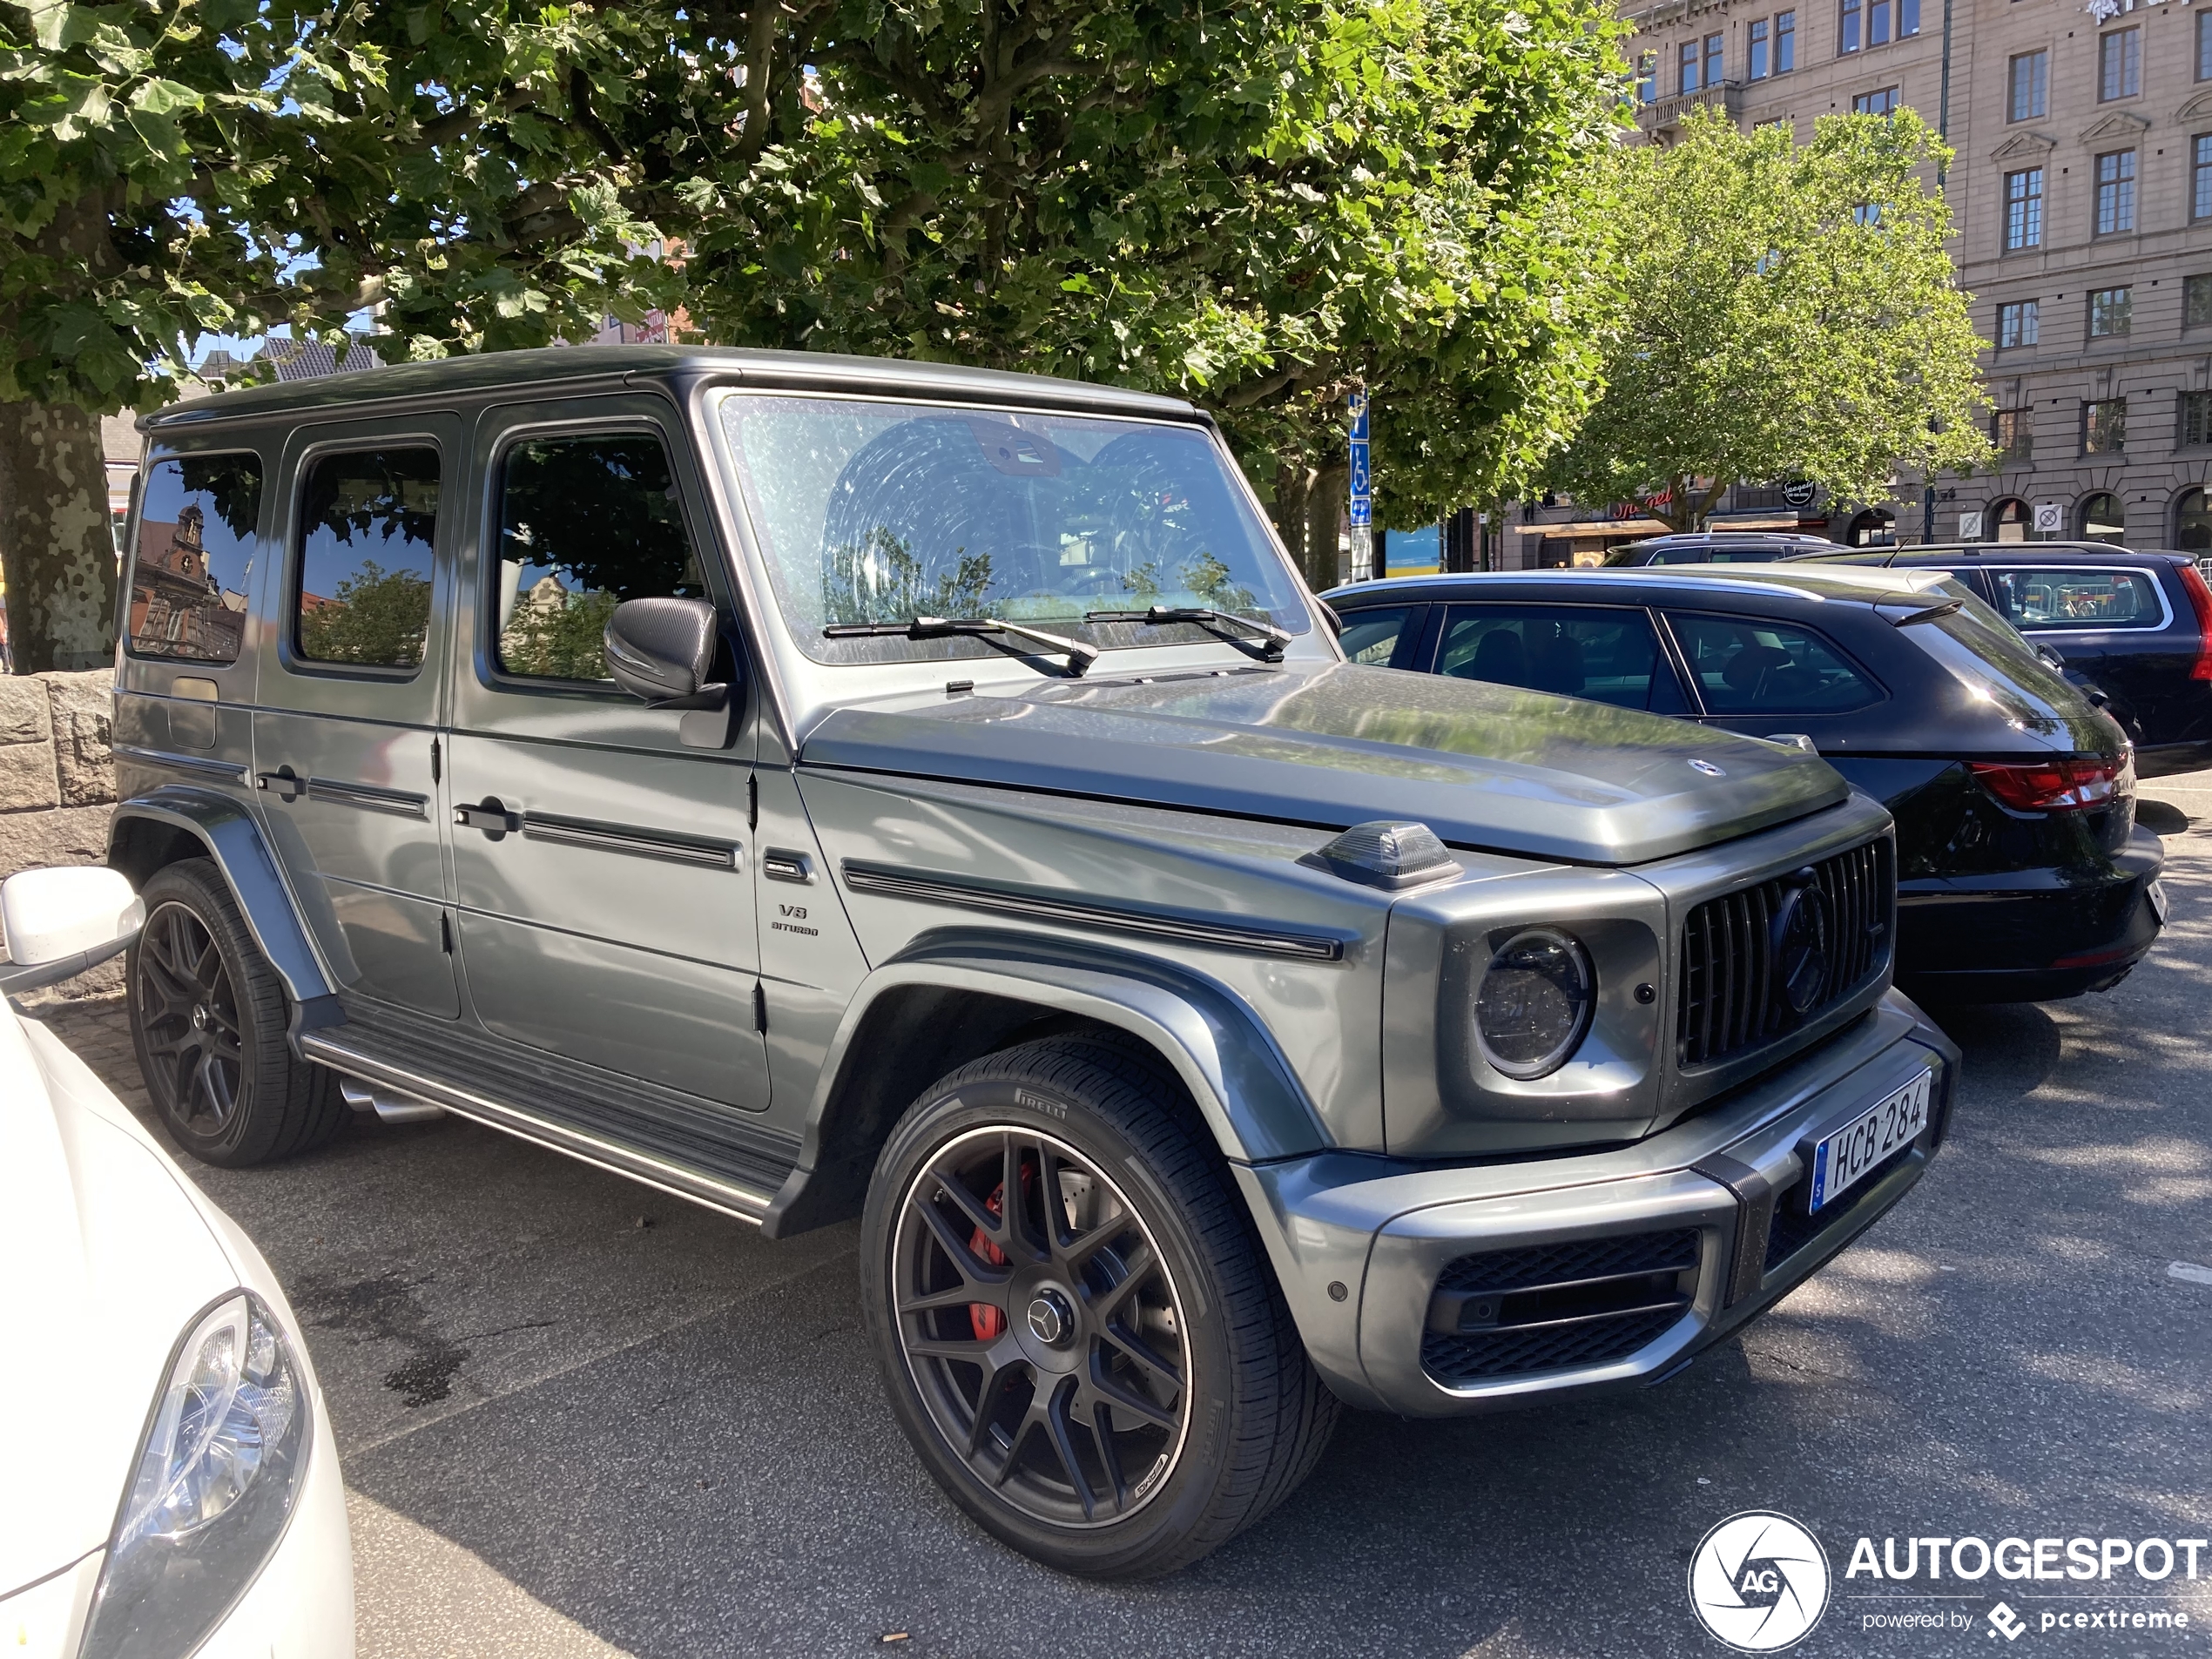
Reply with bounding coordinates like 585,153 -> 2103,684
1348,391 -> 1372,529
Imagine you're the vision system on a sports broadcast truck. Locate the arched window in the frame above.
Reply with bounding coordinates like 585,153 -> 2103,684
2175,489 -> 2212,551
1986,498 -> 2031,542
1846,508 -> 1896,547
2078,493 -> 2127,546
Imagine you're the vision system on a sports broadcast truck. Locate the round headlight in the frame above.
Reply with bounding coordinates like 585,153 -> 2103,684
1474,927 -> 1595,1080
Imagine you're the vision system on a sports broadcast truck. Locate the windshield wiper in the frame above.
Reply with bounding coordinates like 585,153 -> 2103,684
823,615 -> 1098,677
1082,606 -> 1291,660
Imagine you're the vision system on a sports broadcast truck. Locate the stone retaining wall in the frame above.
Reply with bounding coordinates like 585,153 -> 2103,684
1,669 -> 121,1001
0,668 -> 117,879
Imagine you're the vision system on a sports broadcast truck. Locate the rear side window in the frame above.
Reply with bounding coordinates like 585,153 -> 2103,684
494,433 -> 707,682
1437,605 -> 1666,709
127,455 -> 261,663
294,448 -> 440,670
1668,613 -> 1881,714
1986,567 -> 2164,630
1337,606 -> 1414,666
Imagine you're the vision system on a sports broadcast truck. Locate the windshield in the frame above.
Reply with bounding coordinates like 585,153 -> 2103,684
717,395 -> 1309,664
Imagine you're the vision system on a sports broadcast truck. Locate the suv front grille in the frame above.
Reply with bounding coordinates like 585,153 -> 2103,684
1677,838 -> 1893,1069
1421,1229 -> 1701,1386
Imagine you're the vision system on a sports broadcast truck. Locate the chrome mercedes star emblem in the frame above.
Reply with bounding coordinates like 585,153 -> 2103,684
1026,1291 -> 1072,1346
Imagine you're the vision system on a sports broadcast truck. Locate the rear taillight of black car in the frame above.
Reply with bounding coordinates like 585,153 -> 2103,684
2180,562 -> 2212,684
1970,755 -> 2134,813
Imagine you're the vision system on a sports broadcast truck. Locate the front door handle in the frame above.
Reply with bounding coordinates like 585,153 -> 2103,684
454,799 -> 520,839
254,767 -> 306,803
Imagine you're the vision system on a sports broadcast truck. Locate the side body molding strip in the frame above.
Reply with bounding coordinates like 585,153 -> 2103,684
107,786 -> 340,1022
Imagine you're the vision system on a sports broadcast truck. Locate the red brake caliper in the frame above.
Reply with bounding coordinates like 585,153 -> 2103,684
969,1183 -> 1009,1339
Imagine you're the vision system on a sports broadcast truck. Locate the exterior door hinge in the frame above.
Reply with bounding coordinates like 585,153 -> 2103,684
747,772 -> 759,832
439,911 -> 453,954
430,736 -> 442,783
753,981 -> 768,1034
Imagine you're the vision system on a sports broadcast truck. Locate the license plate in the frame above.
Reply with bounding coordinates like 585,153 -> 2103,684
2148,880 -> 2170,927
1806,1072 -> 1931,1212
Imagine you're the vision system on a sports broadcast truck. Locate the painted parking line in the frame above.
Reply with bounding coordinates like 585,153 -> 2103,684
2169,1261 -> 2212,1286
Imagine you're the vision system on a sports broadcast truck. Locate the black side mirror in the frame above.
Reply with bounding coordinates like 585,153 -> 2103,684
606,597 -> 723,708
605,597 -> 741,749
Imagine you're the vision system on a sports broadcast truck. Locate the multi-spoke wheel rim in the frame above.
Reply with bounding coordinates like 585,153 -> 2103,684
893,1124 -> 1191,1527
135,900 -> 246,1136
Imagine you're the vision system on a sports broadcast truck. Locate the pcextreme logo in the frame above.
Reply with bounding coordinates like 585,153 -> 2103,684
1689,1512 -> 1833,1652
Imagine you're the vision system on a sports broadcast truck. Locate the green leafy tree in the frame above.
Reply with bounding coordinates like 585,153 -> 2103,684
1546,108 -> 1991,533
0,0 -> 683,670
298,561 -> 431,666
659,0 -> 1625,588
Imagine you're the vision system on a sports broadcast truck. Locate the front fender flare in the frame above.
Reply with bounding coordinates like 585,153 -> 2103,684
108,788 -> 340,1028
764,928 -> 1332,1237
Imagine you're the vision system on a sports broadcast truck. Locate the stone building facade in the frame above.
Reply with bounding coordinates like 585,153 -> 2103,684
1622,0 -> 2212,551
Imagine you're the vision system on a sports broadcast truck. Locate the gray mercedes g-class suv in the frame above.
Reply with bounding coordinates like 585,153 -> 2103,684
109,347 -> 1957,1577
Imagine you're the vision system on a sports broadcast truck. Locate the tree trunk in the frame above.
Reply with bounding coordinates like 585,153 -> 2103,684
1306,461 -> 1346,590
0,400 -> 118,672
1271,462 -> 1313,580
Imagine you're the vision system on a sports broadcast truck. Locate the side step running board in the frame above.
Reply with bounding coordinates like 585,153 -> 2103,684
304,1033 -> 779,1225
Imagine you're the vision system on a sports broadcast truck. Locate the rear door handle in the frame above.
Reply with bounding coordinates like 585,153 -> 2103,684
254,767 -> 306,803
454,799 -> 520,838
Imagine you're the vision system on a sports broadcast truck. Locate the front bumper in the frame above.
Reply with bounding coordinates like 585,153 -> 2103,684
1236,991 -> 1958,1417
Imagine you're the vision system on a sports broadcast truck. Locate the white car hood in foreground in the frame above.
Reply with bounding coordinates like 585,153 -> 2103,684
0,1010 -> 239,1595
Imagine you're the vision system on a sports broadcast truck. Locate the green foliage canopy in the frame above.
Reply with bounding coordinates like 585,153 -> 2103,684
658,0 -> 1627,543
1546,108 -> 1991,532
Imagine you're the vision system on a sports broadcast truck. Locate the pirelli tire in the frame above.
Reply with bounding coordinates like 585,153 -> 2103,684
860,1035 -> 1340,1578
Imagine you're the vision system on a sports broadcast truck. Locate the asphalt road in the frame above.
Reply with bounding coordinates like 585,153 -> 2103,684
37,775 -> 2212,1659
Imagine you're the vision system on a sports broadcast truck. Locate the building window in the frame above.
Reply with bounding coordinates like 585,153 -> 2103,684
2195,134 -> 2212,219
1998,299 -> 2040,347
2087,287 -> 2132,338
2004,168 -> 2044,250
2094,150 -> 2136,235
1777,10 -> 1797,71
1842,0 -> 1862,53
1681,39 -> 1700,93
2187,274 -> 2212,327
1637,51 -> 1658,103
2100,27 -> 2141,100
2200,10 -> 2212,82
2008,51 -> 2047,120
1705,32 -> 1724,87
1991,408 -> 2034,465
1900,0 -> 1921,37
2176,487 -> 2212,551
1852,202 -> 1883,226
2078,494 -> 2127,547
1750,19 -> 1770,78
1853,85 -> 1900,116
1871,0 -> 1892,44
2083,397 -> 2127,455
2181,394 -> 2212,449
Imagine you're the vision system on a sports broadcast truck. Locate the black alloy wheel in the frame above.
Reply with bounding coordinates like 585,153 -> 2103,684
862,1037 -> 1340,1578
135,900 -> 246,1136
126,859 -> 345,1167
891,1123 -> 1190,1526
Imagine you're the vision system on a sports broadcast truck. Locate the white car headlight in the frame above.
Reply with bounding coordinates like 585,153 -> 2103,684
1474,927 -> 1596,1080
78,1292 -> 312,1659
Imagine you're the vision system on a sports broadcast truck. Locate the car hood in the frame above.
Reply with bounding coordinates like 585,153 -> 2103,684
0,1009 -> 235,1595
801,661 -> 1848,866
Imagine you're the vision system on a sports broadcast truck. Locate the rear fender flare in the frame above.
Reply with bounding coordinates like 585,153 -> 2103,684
107,788 -> 341,1033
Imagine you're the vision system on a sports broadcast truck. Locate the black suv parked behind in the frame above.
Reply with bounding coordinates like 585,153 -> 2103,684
1326,565 -> 2166,1003
1783,545 -> 2212,779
